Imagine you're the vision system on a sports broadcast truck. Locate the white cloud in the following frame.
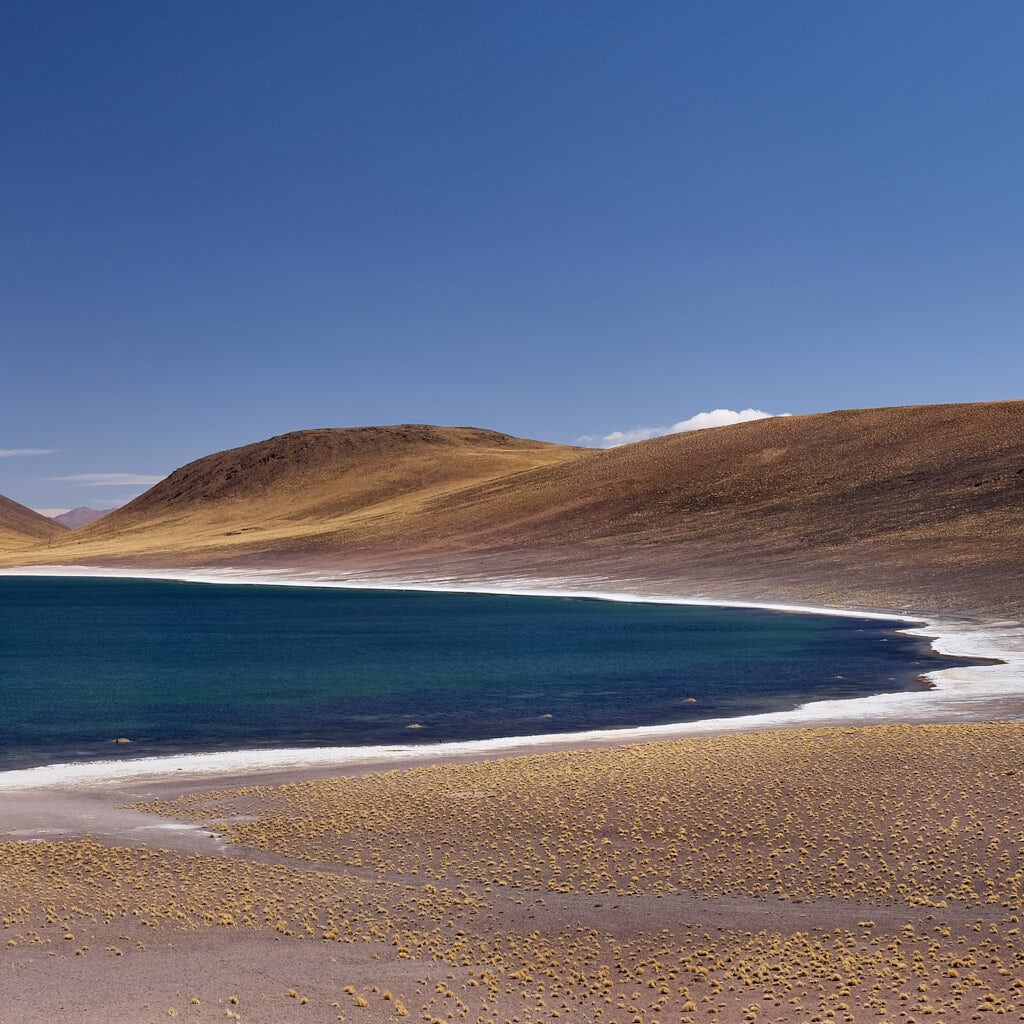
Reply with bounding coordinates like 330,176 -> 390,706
49,473 -> 165,487
0,448 -> 58,457
579,408 -> 791,448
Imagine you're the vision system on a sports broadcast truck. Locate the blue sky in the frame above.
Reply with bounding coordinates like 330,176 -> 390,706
3,1 -> 1023,511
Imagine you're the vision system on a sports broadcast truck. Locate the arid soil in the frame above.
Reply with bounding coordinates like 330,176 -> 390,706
3,722 -> 1024,1023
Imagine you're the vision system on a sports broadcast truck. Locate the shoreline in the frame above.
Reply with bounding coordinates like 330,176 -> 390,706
1,562 -> 1022,793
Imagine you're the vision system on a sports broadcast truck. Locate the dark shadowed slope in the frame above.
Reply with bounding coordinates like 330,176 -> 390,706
0,493 -> 68,552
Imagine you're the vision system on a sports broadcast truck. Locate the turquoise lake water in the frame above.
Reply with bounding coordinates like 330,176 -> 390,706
0,576 -> 975,770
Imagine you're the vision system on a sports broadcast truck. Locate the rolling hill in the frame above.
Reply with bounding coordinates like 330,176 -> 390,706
5,425 -> 586,562
2,402 -> 1022,617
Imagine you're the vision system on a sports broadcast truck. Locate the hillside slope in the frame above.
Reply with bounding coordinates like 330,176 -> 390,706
9,425 -> 587,562
386,399 -> 1021,616
0,493 -> 68,553
414,399 -> 1024,551
4,402 -> 1022,617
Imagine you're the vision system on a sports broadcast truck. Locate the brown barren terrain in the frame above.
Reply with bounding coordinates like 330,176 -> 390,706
0,424 -> 585,565
3,723 -> 1024,1023
3,401 -> 1023,618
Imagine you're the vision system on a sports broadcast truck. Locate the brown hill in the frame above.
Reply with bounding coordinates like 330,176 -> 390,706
384,399 -> 1021,616
0,493 -> 68,553
4,402 -> 1022,618
14,425 -> 586,562
415,399 -> 1024,551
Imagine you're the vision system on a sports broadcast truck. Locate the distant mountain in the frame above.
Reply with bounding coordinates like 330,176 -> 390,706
0,493 -> 68,552
52,507 -> 113,529
3,402 -> 1023,619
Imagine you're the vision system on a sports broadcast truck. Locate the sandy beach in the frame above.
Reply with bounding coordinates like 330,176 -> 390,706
0,567 -> 1022,1022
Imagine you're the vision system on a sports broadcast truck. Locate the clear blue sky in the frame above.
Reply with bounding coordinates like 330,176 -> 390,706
3,1 -> 1023,510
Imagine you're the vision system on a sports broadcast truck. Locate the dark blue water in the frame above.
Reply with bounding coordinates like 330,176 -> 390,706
0,576 -> 976,770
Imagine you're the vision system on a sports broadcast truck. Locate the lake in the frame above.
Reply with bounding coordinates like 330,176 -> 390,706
0,575 -> 973,770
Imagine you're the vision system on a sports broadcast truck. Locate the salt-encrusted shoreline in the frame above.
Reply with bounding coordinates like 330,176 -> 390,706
0,563 -> 1021,791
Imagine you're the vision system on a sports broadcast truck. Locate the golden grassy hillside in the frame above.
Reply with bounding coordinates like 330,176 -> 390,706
0,492 -> 67,553
3,424 -> 586,563
4,402 -> 1022,616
